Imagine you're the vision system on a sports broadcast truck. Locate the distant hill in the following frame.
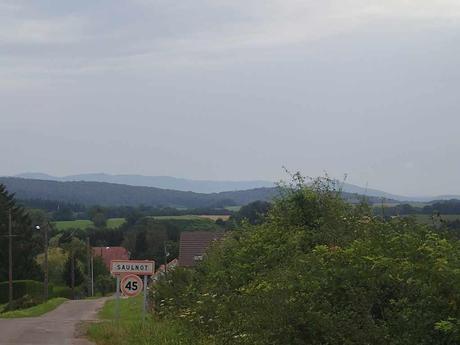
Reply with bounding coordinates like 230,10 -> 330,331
15,173 -> 275,194
14,172 -> 458,202
0,177 -> 279,208
0,177 -> 399,208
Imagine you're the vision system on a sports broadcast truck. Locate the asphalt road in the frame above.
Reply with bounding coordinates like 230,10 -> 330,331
0,298 -> 107,345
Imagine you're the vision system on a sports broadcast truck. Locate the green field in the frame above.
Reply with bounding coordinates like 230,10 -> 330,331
0,298 -> 67,318
53,218 -> 126,231
152,215 -> 204,220
225,205 -> 241,212
152,215 -> 230,221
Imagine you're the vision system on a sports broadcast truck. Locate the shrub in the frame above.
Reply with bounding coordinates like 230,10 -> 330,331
51,285 -> 73,299
152,177 -> 460,345
0,280 -> 48,304
2,294 -> 41,312
95,275 -> 115,296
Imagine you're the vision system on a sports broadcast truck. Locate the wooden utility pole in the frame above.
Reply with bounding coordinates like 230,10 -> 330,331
86,237 -> 92,297
8,209 -> 13,306
71,253 -> 75,300
44,223 -> 49,300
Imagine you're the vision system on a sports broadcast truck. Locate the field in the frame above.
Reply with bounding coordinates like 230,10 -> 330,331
53,218 -> 126,231
152,215 -> 230,221
53,215 -> 226,231
225,205 -> 241,212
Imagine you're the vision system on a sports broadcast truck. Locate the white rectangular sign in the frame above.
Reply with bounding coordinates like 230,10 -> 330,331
111,260 -> 155,276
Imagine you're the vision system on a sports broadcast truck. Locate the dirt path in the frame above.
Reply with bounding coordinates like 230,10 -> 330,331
0,298 -> 107,345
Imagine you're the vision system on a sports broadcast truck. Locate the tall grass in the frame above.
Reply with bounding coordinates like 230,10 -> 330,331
88,296 -> 212,345
0,298 -> 67,318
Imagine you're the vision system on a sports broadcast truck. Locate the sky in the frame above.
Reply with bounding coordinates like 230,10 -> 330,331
1,0 -> 460,196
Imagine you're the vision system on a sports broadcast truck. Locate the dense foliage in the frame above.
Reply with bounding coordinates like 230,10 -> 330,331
0,184 -> 42,282
230,200 -> 271,225
378,200 -> 460,218
153,178 -> 460,345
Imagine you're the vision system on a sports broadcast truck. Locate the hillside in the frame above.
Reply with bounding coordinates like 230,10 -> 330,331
0,177 -> 277,208
14,172 -> 460,202
0,177 -> 400,208
15,173 -> 275,193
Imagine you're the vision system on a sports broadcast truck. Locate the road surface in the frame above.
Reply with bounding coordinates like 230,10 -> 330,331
0,298 -> 106,345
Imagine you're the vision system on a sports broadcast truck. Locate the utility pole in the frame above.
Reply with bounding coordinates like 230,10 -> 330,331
44,223 -> 49,300
91,256 -> 94,297
71,253 -> 75,300
8,209 -> 13,307
86,237 -> 92,297
36,224 -> 49,301
164,241 -> 168,274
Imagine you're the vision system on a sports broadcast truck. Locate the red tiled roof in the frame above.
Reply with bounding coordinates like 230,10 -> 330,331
92,246 -> 130,269
178,231 -> 224,267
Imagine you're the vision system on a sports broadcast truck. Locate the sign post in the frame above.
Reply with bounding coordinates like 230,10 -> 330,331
143,275 -> 148,321
115,275 -> 120,321
110,260 -> 155,321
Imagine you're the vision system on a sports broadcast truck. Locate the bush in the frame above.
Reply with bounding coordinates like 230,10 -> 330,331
51,285 -> 73,299
95,275 -> 115,296
152,177 -> 460,345
0,280 -> 48,304
2,294 -> 41,312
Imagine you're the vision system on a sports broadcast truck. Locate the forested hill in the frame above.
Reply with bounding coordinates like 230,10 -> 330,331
0,177 -> 279,208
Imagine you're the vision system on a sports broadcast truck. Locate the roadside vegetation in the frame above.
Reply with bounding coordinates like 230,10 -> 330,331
88,296 -> 210,345
148,175 -> 460,345
5,174 -> 460,343
0,297 -> 67,318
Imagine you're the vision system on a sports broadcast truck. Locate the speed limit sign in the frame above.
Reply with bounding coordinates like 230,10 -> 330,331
120,274 -> 143,297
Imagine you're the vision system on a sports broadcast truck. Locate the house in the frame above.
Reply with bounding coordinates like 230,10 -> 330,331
157,258 -> 178,273
92,246 -> 130,270
152,258 -> 179,281
178,231 -> 224,267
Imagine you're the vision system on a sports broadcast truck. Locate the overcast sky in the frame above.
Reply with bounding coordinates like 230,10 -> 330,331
1,0 -> 460,196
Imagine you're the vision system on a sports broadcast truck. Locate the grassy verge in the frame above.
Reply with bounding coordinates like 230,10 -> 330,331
0,298 -> 68,318
87,297 -> 211,345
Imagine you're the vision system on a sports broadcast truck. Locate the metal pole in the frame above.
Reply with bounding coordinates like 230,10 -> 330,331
44,223 -> 49,300
8,209 -> 13,307
115,276 -> 120,321
143,275 -> 147,321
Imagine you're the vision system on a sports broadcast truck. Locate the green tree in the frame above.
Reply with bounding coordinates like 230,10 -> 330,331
0,184 -> 42,282
62,255 -> 84,289
232,200 -> 271,225
89,206 -> 107,228
122,218 -> 168,262
60,237 -> 86,299
153,176 -> 460,345
36,247 -> 67,285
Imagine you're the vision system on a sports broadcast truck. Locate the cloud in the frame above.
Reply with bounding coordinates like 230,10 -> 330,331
1,0 -> 460,83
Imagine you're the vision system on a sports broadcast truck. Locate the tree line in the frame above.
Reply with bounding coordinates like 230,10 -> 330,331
377,200 -> 460,217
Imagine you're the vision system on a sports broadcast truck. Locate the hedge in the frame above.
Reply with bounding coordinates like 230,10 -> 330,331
0,280 -> 87,304
0,280 -> 46,304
